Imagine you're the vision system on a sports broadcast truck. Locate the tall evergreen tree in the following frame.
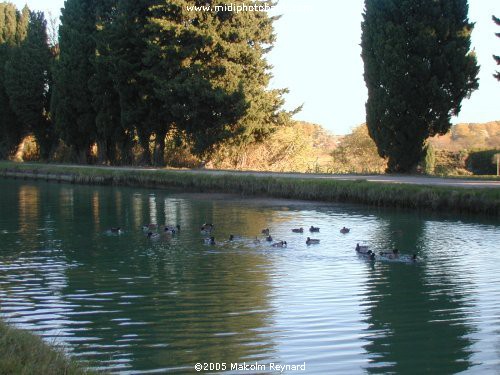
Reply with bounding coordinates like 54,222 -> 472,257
52,0 -> 97,163
0,2 -> 18,45
144,0 -> 288,161
494,15 -> 500,81
90,0 -> 128,165
16,5 -> 30,43
0,3 -> 29,158
99,0 -> 159,165
4,11 -> 54,159
361,0 -> 479,173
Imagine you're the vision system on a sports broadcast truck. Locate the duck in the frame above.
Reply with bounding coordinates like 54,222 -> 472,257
109,227 -> 124,234
359,249 -> 376,260
261,228 -> 270,235
147,231 -> 160,240
306,237 -> 320,245
164,224 -> 180,234
203,236 -> 216,245
309,226 -> 320,232
340,227 -> 350,234
200,223 -> 214,234
292,228 -> 304,233
272,240 -> 287,248
142,223 -> 157,231
265,235 -> 273,242
355,243 -> 370,253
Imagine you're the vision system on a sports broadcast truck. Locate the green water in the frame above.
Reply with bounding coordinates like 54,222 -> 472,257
0,178 -> 499,374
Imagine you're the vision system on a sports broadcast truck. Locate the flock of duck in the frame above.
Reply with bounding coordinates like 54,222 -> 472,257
108,223 -> 418,263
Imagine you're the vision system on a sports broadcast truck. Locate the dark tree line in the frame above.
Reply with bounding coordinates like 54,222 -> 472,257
0,0 -> 289,165
0,1 -> 491,173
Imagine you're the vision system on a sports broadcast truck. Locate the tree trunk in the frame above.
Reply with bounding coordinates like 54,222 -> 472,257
153,130 -> 167,166
96,139 -> 109,165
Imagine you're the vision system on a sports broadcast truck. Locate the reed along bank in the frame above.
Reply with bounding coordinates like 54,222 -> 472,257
0,161 -> 498,216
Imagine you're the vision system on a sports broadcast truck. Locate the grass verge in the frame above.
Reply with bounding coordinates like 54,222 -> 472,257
0,319 -> 96,374
0,161 -> 498,216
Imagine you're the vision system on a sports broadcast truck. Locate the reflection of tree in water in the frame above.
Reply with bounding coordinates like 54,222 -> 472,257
58,188 -> 277,372
362,211 -> 474,374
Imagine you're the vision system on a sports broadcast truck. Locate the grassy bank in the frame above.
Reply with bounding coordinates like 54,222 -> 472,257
0,161 -> 498,215
0,320 -> 95,374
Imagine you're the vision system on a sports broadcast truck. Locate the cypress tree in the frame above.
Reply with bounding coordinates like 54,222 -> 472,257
0,3 -> 30,159
361,0 -> 479,173
100,0 -> 159,165
16,5 -> 29,44
4,11 -> 54,159
1,2 -> 18,45
90,0 -> 129,165
0,45 -> 25,158
144,0 -> 287,160
494,15 -> 500,81
53,0 -> 97,163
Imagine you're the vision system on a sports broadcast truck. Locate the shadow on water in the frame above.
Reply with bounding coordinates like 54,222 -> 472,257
360,211 -> 475,374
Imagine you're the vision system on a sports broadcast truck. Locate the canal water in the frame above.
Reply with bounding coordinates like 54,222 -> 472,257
0,178 -> 499,374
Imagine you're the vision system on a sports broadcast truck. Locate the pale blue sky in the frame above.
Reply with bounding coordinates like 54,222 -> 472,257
12,0 -> 500,134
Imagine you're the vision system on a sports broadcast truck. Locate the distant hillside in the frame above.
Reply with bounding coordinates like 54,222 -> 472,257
429,121 -> 500,151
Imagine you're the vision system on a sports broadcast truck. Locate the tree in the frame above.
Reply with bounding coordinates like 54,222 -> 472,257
0,2 -> 18,45
361,0 -> 479,173
494,15 -> 500,81
52,0 -> 97,163
4,11 -> 54,159
90,0 -> 130,165
96,0 -> 160,165
0,3 -> 30,159
422,143 -> 436,174
16,5 -> 30,44
144,0 -> 288,162
330,124 -> 387,173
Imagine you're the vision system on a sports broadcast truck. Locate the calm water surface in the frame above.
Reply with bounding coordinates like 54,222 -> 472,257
0,178 -> 499,374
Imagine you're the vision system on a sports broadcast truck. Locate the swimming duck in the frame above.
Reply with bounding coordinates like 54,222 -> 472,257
306,237 -> 320,245
265,235 -> 273,242
292,228 -> 304,233
261,228 -> 270,235
272,241 -> 287,248
201,223 -> 214,234
355,243 -> 370,253
359,250 -> 375,260
164,224 -> 180,234
309,226 -> 320,232
340,227 -> 350,234
109,227 -> 123,234
147,231 -> 160,240
203,236 -> 216,245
